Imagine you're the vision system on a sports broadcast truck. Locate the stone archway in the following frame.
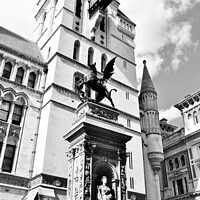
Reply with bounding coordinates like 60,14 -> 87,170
92,161 -> 118,200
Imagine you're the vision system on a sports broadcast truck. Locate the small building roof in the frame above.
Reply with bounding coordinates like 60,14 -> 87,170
0,26 -> 44,65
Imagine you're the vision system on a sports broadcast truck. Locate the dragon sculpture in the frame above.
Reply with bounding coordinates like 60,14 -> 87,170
78,57 -> 117,108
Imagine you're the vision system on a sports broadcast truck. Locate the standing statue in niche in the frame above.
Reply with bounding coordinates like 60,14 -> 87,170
78,57 -> 117,108
97,176 -> 112,200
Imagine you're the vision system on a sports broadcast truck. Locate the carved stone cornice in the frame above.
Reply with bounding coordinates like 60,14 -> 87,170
76,101 -> 119,122
175,90 -> 200,111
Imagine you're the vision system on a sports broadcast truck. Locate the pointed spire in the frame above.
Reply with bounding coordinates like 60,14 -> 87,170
140,60 -> 157,95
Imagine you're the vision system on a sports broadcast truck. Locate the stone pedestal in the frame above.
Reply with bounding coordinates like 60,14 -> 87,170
64,102 -> 131,200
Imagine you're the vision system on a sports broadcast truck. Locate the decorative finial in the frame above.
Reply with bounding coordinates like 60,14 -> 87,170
143,60 -> 146,65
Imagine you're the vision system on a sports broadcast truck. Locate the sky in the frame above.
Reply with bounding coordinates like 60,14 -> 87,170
0,0 -> 200,128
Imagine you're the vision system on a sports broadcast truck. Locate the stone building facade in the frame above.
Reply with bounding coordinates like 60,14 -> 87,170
0,0 -> 164,200
160,91 -> 200,200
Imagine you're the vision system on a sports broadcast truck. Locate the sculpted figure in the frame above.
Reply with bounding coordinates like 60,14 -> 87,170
78,57 -> 117,108
97,176 -> 112,200
130,194 -> 136,200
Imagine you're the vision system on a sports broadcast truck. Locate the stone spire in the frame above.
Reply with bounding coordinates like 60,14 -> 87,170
139,60 -> 164,200
140,60 -> 156,95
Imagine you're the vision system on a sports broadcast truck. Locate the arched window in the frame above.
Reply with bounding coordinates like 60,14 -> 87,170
73,40 -> 80,61
12,104 -> 23,126
100,17 -> 105,32
75,0 -> 82,18
12,97 -> 26,126
101,54 -> 107,72
169,160 -> 173,171
2,62 -> 12,79
175,157 -> 179,169
28,72 -> 36,89
15,67 -> 24,84
193,111 -> 198,125
88,47 -> 94,66
181,155 -> 186,166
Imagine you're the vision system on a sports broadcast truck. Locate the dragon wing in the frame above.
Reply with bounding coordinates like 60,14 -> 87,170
103,57 -> 116,80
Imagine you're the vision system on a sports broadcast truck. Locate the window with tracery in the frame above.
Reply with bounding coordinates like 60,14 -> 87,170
0,89 -> 28,174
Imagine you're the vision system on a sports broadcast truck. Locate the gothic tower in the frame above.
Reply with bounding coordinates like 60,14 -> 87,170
139,60 -> 164,200
21,0 -> 146,199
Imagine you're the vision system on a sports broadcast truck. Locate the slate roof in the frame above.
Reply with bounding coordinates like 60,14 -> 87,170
0,26 -> 45,65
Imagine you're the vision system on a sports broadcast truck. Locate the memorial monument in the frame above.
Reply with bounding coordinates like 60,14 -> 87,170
64,59 -> 132,200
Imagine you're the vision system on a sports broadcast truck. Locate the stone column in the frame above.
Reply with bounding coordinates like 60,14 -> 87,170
10,60 -> 19,81
154,171 -> 162,200
35,70 -> 42,91
0,55 -> 7,76
23,65 -> 31,86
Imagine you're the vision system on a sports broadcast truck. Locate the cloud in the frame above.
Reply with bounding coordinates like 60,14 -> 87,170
159,106 -> 181,122
120,0 -> 200,81
169,22 -> 195,71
